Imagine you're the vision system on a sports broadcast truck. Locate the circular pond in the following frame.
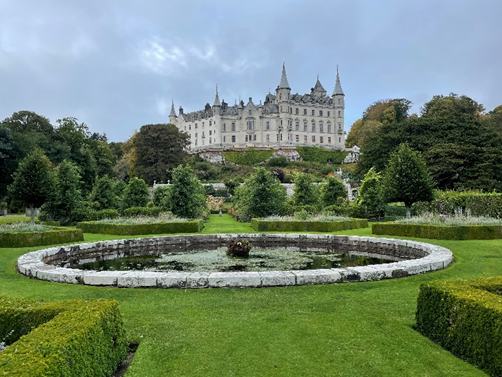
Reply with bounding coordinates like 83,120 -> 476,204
17,234 -> 453,288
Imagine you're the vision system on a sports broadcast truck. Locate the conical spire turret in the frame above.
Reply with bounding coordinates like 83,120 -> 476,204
213,85 -> 221,107
278,62 -> 290,89
169,100 -> 176,117
333,66 -> 344,96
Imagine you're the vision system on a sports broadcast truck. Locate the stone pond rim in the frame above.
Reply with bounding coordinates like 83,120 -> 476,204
17,234 -> 453,289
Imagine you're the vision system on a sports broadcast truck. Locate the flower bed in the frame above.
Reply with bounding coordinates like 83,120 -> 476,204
372,215 -> 502,240
0,224 -> 83,248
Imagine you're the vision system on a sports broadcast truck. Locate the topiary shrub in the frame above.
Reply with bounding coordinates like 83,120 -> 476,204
227,239 -> 252,258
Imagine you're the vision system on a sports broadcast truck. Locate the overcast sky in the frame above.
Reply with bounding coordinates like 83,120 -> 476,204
1,0 -> 501,142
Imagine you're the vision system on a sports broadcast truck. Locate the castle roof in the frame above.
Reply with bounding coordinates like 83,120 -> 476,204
278,63 -> 290,89
313,77 -> 326,93
333,68 -> 344,96
169,101 -> 176,117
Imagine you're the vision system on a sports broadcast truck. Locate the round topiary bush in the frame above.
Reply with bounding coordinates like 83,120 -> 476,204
227,239 -> 252,258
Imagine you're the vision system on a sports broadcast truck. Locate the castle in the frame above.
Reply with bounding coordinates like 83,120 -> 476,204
169,63 -> 346,153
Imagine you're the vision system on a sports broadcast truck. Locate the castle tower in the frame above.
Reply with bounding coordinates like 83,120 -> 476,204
212,86 -> 222,145
169,100 -> 177,124
332,66 -> 345,142
312,75 -> 327,98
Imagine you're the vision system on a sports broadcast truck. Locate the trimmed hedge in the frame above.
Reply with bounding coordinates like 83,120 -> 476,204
122,206 -> 162,217
0,227 -> 84,248
416,277 -> 502,376
0,296 -> 127,376
77,219 -> 204,235
222,149 -> 274,165
250,218 -> 368,232
296,146 -> 348,164
372,222 -> 502,240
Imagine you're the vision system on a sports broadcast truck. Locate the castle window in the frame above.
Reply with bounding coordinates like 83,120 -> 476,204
195,123 -> 198,129
245,135 -> 248,142
231,123 -> 235,131
247,121 -> 254,130
254,134 -> 256,141
266,121 -> 270,130
304,121 -> 307,132
209,130 -> 212,136
195,139 -> 198,146
266,134 -> 270,142
210,120 -> 212,126
289,107 -> 292,114
223,123 -> 226,131
328,137 -> 331,143
312,136 -> 316,142
312,109 -> 315,116
209,137 -> 212,144
320,124 -> 324,133
281,134 -> 283,141
338,123 -> 342,131
232,135 -> 236,143
304,135 -> 307,142
338,110 -> 341,116
319,110 -> 323,116
276,134 -> 279,142
339,137 -> 341,143
327,124 -> 331,133
320,136 -> 324,143
195,132 -> 198,138
311,122 -> 316,133
295,121 -> 299,131
304,109 -> 307,115
338,98 -> 341,104
328,111 -> 330,117
202,122 -> 204,127
296,108 -> 299,115
249,110 -> 252,115
296,134 -> 299,142
189,125 -> 191,130
223,136 -> 226,142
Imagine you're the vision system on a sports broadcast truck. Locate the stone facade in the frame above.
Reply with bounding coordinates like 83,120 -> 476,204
169,64 -> 346,152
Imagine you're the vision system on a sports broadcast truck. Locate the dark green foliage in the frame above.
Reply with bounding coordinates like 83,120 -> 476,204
153,186 -> 172,211
296,146 -> 348,164
251,218 -> 368,232
41,160 -> 84,225
416,277 -> 502,376
122,206 -> 162,217
222,149 -> 274,165
0,296 -> 127,376
121,177 -> 149,211
214,188 -> 229,197
85,209 -> 120,221
269,168 -> 286,183
356,167 -> 385,219
383,144 -> 434,217
224,179 -> 240,196
133,123 -> 189,185
372,223 -> 502,240
91,175 -> 121,210
77,220 -> 204,235
320,176 -> 347,207
233,167 -> 287,218
169,165 -> 206,219
323,202 -> 367,219
416,191 -> 502,218
8,149 -> 56,223
227,239 -> 252,258
0,227 -> 83,247
266,156 -> 289,167
0,126 -> 19,199
291,173 -> 320,208
204,185 -> 216,196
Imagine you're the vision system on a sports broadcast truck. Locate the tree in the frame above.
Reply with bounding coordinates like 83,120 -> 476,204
233,167 -> 286,218
169,165 -> 206,219
153,186 -> 171,211
121,177 -> 149,210
383,144 -> 434,218
42,160 -> 84,225
356,167 -> 385,219
8,149 -> 56,223
291,173 -> 319,208
320,176 -> 347,207
132,124 -> 190,184
91,175 -> 120,210
0,126 -> 19,199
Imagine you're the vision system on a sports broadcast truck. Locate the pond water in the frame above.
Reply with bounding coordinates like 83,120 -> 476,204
71,248 -> 395,273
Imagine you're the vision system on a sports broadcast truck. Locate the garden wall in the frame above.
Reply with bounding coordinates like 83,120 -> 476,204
416,277 -> 502,376
372,223 -> 502,240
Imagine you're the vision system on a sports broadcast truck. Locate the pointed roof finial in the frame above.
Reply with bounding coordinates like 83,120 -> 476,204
313,75 -> 326,93
278,62 -> 290,89
333,66 -> 344,96
169,100 -> 176,117
213,84 -> 221,107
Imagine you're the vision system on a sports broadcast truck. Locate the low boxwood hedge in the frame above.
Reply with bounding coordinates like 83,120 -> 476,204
416,277 -> 502,376
250,218 -> 368,232
0,296 -> 127,376
372,222 -> 502,240
0,227 -> 84,248
77,219 -> 204,235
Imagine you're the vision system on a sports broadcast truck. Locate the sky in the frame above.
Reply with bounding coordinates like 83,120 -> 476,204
0,0 -> 501,142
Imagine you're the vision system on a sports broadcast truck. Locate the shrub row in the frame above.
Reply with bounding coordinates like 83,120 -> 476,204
250,218 -> 368,232
372,223 -> 502,240
416,277 -> 502,376
296,146 -> 348,164
222,149 -> 274,165
77,219 -> 204,235
0,227 -> 84,248
122,206 -> 162,217
0,296 -> 127,376
84,209 -> 120,221
415,192 -> 502,218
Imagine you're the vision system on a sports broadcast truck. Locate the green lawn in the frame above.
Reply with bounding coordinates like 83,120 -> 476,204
1,214 -> 499,376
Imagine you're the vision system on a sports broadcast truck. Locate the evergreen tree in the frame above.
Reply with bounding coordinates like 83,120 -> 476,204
121,177 -> 149,210
320,176 -> 347,207
91,175 -> 120,210
233,167 -> 286,218
8,149 -> 56,223
291,172 -> 320,208
169,165 -> 205,219
356,167 -> 385,219
383,143 -> 434,218
43,160 -> 84,225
